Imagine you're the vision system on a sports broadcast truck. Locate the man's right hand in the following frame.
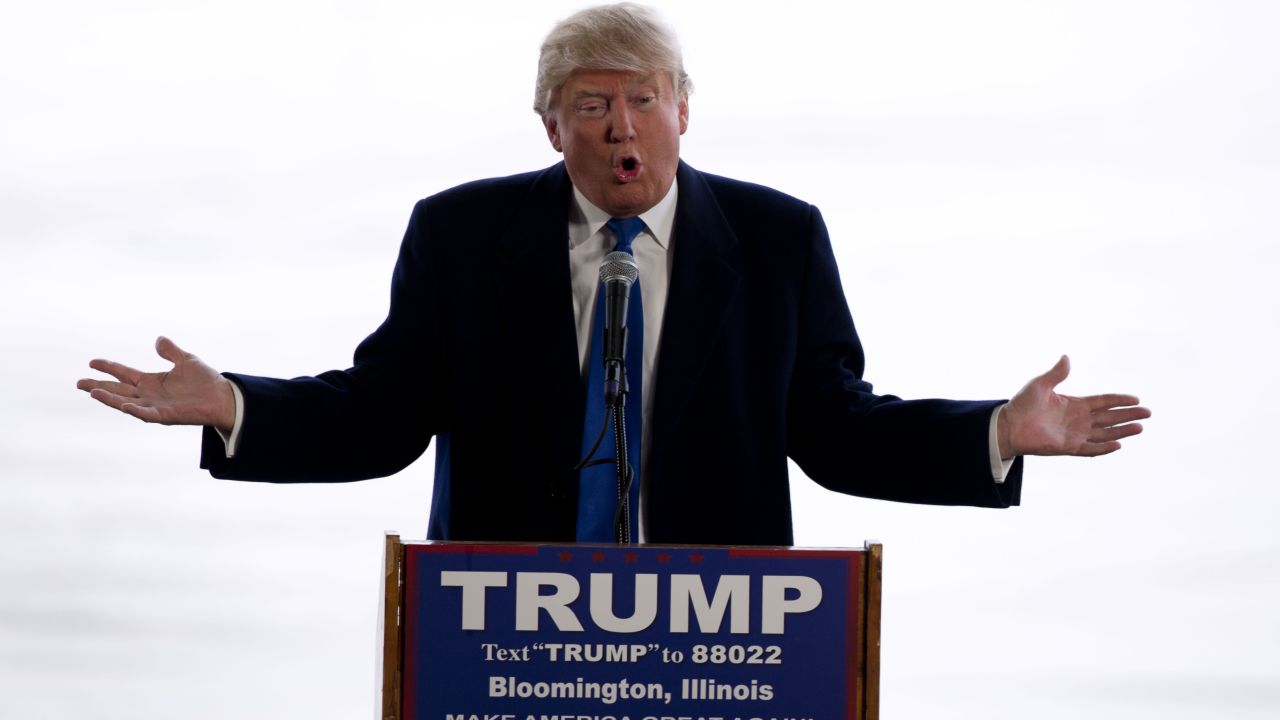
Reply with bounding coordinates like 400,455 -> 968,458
77,336 -> 237,432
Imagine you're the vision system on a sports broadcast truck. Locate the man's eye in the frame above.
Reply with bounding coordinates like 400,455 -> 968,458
578,103 -> 606,116
637,95 -> 657,105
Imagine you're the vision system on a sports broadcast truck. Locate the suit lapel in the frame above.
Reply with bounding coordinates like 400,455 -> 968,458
497,164 -> 585,474
652,162 -> 742,459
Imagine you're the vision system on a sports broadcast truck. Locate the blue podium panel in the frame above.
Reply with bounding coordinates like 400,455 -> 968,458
397,543 -> 873,720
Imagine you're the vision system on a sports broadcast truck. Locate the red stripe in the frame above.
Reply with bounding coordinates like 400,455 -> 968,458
407,542 -> 540,555
729,547 -> 860,559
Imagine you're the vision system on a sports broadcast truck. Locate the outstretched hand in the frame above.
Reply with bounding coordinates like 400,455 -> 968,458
997,355 -> 1149,459
77,337 -> 236,432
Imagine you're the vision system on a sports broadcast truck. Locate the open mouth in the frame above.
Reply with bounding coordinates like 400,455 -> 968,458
615,156 -> 641,182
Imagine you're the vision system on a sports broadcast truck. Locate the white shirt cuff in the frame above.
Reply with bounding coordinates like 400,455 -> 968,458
214,380 -> 245,458
989,403 -> 1014,484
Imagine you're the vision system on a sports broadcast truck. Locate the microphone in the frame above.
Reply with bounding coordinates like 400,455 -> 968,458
599,250 -> 639,406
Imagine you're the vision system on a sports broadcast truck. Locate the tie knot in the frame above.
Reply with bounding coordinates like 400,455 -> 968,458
606,217 -> 646,254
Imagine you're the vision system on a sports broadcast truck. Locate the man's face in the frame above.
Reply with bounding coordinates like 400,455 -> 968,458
544,69 -> 689,218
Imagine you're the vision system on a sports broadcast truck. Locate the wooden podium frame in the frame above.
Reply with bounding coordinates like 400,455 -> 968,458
377,535 -> 881,720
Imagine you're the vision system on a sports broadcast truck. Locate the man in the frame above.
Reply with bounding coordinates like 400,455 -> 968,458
77,3 -> 1149,546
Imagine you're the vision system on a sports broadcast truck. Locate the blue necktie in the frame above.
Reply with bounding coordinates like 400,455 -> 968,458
576,217 -> 645,543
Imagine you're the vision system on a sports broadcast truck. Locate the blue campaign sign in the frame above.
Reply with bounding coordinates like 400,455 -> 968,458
400,543 -> 871,720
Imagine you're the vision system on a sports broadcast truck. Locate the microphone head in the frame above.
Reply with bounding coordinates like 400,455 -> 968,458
599,251 -> 639,286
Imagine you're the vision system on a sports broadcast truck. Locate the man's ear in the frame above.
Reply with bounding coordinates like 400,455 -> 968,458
677,94 -> 689,135
543,115 -> 563,153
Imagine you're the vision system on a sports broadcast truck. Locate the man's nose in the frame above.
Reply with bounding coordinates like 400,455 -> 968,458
608,104 -> 636,142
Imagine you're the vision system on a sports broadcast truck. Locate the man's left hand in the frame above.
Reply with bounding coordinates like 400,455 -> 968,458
997,355 -> 1150,459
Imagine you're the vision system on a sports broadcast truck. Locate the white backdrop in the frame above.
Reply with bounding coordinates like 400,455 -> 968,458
3,1 -> 1278,717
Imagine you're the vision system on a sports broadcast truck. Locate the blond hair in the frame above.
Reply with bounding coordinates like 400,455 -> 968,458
534,3 -> 693,116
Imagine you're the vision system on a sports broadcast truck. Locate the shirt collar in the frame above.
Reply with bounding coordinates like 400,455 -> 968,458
568,178 -> 678,251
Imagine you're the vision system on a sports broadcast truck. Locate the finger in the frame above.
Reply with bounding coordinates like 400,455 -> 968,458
155,336 -> 192,365
76,379 -> 139,397
1075,441 -> 1122,457
1091,406 -> 1151,426
87,359 -> 143,385
1085,394 -> 1143,412
88,387 -> 151,413
120,402 -> 164,423
1036,355 -> 1070,389
1089,422 -> 1144,443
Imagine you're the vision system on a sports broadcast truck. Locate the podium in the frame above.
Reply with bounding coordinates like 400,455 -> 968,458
378,535 -> 882,720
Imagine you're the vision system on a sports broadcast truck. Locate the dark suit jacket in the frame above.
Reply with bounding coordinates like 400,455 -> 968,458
201,161 -> 1021,545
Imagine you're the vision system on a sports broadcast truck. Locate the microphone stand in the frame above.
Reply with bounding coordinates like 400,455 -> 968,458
613,402 -> 630,543
608,358 -> 634,544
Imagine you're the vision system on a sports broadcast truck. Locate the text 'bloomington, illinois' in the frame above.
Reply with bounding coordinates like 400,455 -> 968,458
488,676 -> 776,703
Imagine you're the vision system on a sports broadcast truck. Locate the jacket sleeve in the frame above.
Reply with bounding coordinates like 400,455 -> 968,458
200,199 -> 450,482
785,205 -> 1022,508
